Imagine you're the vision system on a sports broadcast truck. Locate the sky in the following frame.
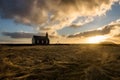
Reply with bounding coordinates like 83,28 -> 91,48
0,0 -> 120,44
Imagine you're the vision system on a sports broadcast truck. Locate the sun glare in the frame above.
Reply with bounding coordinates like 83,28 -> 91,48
87,36 -> 108,44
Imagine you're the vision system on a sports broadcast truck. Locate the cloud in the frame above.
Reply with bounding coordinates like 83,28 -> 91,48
68,26 -> 112,38
69,17 -> 94,28
2,32 -> 34,39
0,38 -> 31,44
68,19 -> 120,38
0,34 -> 32,44
119,0 -> 120,4
0,0 -> 118,35
1,19 -> 120,44
0,31 -> 60,44
2,31 -> 59,39
66,19 -> 120,43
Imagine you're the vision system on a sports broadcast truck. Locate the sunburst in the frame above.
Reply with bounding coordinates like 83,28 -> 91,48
87,36 -> 108,44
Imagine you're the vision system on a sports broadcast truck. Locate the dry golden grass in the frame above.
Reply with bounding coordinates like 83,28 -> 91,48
0,44 -> 120,80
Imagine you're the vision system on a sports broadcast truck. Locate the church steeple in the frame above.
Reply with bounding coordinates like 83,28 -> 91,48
46,32 -> 48,38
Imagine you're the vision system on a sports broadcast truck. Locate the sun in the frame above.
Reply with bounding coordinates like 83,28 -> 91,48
87,36 -> 108,44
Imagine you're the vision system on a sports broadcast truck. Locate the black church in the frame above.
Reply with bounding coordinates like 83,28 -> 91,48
32,33 -> 50,45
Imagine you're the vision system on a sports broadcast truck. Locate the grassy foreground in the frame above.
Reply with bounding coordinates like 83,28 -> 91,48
0,44 -> 120,80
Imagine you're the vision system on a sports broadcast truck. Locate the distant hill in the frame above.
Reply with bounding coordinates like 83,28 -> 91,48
100,41 -> 116,44
99,41 -> 119,46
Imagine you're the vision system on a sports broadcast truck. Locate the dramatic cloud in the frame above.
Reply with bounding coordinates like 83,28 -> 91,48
0,0 -> 118,36
67,19 -> 120,43
67,19 -> 120,44
1,19 -> 120,44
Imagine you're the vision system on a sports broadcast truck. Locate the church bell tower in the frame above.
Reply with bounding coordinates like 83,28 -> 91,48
46,32 -> 48,38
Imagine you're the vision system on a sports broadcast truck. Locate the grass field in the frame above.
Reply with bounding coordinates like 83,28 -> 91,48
0,44 -> 120,80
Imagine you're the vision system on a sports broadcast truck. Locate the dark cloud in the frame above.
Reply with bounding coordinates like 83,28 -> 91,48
0,0 -> 32,17
2,32 -> 34,38
68,26 -> 110,38
68,22 -> 120,38
0,0 -> 117,26
2,31 -> 58,39
0,0 -> 49,24
0,0 -> 118,38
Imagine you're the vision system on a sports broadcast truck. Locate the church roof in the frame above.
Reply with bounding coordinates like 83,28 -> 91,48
33,35 -> 49,40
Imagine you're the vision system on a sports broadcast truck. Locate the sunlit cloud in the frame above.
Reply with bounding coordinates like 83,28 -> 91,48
67,19 -> 120,44
0,0 -> 120,44
0,0 -> 119,37
69,17 -> 94,28
1,18 -> 120,44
